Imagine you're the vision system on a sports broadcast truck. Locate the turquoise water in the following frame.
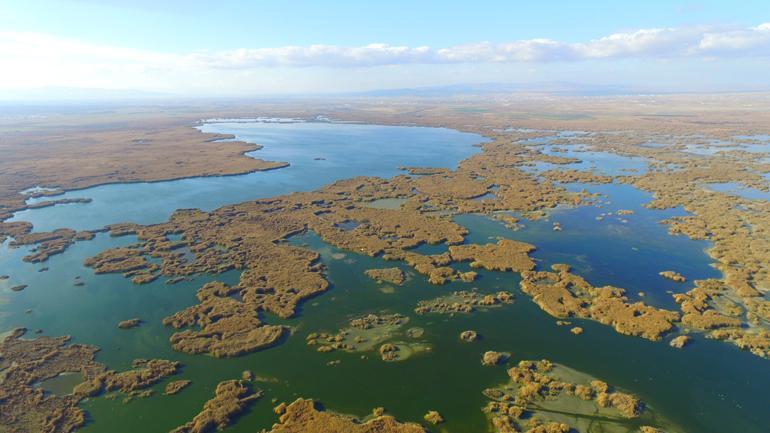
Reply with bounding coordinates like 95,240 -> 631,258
1,122 -> 769,433
9,122 -> 484,232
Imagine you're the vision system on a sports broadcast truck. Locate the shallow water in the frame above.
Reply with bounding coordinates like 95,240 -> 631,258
34,372 -> 84,395
4,227 -> 766,433
9,122 -> 484,232
685,136 -> 770,156
364,197 -> 408,209
521,142 -> 649,176
1,122 -> 769,433
705,182 -> 770,201
457,182 -> 720,310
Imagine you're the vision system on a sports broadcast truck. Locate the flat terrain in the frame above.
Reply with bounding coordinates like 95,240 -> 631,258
1,94 -> 769,433
0,107 -> 287,222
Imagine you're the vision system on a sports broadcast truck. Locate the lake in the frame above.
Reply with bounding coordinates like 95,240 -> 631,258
1,121 -> 768,433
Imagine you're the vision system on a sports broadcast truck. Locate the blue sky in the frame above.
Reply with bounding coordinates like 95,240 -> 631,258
1,0 -> 769,97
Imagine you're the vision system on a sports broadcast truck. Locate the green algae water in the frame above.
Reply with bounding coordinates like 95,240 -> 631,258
1,123 -> 769,433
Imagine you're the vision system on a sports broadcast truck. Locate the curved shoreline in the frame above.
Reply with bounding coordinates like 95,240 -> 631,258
2,129 -> 289,222
4,120 -> 487,233
0,118 -> 297,235
0,102 -> 764,433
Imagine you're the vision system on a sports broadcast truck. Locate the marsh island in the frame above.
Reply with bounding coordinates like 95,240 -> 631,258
1,95 -> 769,433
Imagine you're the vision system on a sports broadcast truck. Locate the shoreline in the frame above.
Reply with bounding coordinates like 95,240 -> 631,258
0,99 -> 769,433
3,119 -> 488,232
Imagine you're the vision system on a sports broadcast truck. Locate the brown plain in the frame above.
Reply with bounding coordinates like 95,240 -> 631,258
0,109 -> 286,224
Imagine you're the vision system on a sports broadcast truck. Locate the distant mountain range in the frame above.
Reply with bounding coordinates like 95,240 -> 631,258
2,82 -> 768,104
349,82 -> 645,97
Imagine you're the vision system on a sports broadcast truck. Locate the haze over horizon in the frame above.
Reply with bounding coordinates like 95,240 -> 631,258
2,0 -> 770,99
2,3 -> 770,433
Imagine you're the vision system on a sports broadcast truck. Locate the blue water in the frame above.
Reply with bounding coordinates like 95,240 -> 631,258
457,183 -> 720,309
9,122 -> 485,232
686,136 -> 770,156
706,182 -> 770,201
519,137 -> 649,176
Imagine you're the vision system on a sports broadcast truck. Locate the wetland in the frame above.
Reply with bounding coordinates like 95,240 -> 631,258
1,100 -> 770,433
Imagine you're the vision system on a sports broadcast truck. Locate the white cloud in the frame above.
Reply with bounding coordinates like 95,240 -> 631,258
186,23 -> 770,67
576,27 -> 692,58
1,23 -> 770,94
436,40 -> 575,62
189,44 -> 434,68
698,23 -> 770,55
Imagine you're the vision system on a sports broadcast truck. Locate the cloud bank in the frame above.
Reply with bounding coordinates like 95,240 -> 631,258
188,23 -> 770,68
1,23 -> 769,94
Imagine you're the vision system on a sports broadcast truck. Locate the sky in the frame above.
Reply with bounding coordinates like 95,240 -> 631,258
1,0 -> 769,98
